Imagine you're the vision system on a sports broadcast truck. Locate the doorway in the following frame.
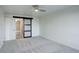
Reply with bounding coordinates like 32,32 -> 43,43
16,20 -> 21,39
15,18 -> 23,39
13,16 -> 33,39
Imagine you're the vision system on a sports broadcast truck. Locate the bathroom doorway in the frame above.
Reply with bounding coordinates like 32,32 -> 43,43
15,18 -> 23,39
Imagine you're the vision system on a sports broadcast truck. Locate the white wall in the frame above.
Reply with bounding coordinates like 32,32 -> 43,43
32,18 -> 40,37
40,6 -> 79,50
5,14 -> 39,41
5,17 -> 16,40
0,7 -> 5,48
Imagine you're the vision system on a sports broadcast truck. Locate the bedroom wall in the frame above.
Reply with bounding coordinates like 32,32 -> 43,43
0,7 -> 5,48
39,6 -> 79,50
5,14 -> 39,41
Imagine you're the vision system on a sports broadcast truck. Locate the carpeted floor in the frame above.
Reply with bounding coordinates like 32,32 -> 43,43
0,36 -> 79,53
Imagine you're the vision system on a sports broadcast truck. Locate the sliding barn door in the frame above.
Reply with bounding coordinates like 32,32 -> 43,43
23,19 -> 32,38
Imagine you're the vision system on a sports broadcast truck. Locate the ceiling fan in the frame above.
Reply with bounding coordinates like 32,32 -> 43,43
32,5 -> 46,12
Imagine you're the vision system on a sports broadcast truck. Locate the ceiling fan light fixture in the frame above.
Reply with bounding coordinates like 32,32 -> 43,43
34,9 -> 39,12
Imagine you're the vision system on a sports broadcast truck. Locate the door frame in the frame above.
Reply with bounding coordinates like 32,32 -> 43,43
13,16 -> 33,38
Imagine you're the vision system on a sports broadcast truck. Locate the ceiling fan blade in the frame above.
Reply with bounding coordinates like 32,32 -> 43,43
32,5 -> 39,9
39,9 -> 46,12
32,5 -> 46,12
